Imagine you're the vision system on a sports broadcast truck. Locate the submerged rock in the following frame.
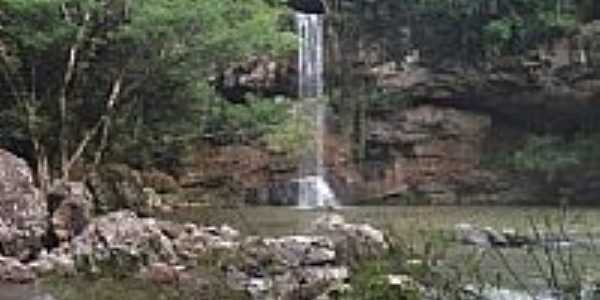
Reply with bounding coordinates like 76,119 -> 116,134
455,223 -> 535,248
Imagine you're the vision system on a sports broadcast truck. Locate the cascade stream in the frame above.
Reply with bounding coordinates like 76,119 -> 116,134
295,12 -> 338,208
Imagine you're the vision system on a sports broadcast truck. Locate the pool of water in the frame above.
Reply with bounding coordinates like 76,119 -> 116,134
159,205 -> 600,292
157,205 -> 600,237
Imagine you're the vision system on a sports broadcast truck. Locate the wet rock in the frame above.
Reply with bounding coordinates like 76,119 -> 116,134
455,223 -> 531,248
48,182 -> 93,243
455,223 -> 493,247
0,256 -> 35,284
0,149 -> 47,260
85,164 -> 146,215
246,180 -> 300,206
289,0 -> 326,14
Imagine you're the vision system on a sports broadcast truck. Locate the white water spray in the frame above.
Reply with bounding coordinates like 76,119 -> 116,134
295,12 -> 338,208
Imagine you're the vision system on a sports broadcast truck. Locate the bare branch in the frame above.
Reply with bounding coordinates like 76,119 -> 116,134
59,10 -> 91,180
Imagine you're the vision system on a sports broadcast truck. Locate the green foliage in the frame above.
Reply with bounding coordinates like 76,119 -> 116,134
481,134 -> 600,174
0,0 -> 294,175
333,0 -> 581,66
0,0 -> 74,51
343,261 -> 422,300
263,116 -> 311,157
204,98 -> 291,141
367,90 -> 419,110
512,135 -> 580,173
483,4 -> 578,56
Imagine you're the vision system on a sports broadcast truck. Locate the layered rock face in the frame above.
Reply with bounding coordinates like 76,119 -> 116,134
328,106 -> 495,204
0,150 -> 47,260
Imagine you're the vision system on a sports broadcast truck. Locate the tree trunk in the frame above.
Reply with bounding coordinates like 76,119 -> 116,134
33,139 -> 50,196
93,72 -> 125,167
59,10 -> 91,180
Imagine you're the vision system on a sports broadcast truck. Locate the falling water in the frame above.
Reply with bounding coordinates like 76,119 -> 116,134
295,12 -> 338,208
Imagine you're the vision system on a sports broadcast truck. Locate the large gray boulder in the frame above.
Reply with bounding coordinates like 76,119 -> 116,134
71,210 -> 177,274
0,149 -> 47,261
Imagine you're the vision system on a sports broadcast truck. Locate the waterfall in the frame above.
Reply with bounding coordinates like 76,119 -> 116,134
295,12 -> 338,208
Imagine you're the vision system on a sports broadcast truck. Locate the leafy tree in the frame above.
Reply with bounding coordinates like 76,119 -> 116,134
0,0 -> 294,188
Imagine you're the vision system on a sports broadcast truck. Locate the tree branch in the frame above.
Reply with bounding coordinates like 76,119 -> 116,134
65,69 -> 125,174
59,9 -> 91,180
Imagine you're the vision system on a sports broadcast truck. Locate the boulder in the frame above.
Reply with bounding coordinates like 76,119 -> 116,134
172,223 -> 240,260
48,181 -> 93,243
71,210 -> 177,274
312,214 -> 389,266
0,149 -> 47,260
85,164 -> 146,215
237,235 -> 336,270
0,255 -> 36,283
223,217 -> 367,300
